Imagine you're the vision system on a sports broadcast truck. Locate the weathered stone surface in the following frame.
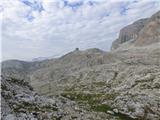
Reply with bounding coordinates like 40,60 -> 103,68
111,10 -> 160,49
111,18 -> 148,49
135,11 -> 160,46
1,76 -> 121,120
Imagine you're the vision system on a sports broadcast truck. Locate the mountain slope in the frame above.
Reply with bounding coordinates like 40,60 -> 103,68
2,76 -> 122,120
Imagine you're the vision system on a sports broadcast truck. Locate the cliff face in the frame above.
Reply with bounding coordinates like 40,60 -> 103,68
111,10 -> 160,50
134,11 -> 160,46
1,11 -> 160,120
111,18 -> 148,50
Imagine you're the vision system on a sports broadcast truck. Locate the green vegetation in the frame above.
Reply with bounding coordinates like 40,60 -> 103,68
61,92 -> 114,112
51,115 -> 60,120
92,81 -> 106,87
61,92 -> 138,120
13,101 -> 57,114
128,107 -> 135,112
91,104 -> 112,112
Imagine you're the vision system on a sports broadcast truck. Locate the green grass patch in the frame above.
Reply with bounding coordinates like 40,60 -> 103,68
91,104 -> 112,112
92,82 -> 106,87
61,92 -> 113,112
61,92 -> 138,120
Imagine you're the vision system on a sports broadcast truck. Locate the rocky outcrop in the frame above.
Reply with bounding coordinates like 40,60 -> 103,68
111,10 -> 160,49
1,76 -> 57,119
134,11 -> 160,46
111,18 -> 148,49
2,76 -> 120,120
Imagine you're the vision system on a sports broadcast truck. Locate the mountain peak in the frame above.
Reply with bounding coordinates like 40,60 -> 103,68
134,10 -> 160,46
111,10 -> 160,50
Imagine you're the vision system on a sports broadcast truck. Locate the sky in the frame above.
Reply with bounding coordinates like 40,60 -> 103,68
1,0 -> 160,61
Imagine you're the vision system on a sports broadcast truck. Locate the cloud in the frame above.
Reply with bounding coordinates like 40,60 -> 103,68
1,0 -> 160,61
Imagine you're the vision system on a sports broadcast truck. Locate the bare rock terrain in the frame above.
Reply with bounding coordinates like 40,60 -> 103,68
135,11 -> 160,46
111,18 -> 148,50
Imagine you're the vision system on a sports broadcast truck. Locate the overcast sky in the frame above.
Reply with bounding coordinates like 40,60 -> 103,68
1,0 -> 160,61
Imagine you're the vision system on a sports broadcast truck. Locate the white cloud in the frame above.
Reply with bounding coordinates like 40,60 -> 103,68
1,0 -> 160,61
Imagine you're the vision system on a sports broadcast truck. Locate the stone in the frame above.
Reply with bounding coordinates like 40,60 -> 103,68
4,114 -> 16,120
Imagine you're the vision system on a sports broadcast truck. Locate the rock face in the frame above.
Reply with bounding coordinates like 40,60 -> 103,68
1,76 -> 57,120
1,10 -> 160,120
134,11 -> 160,46
111,18 -> 148,49
111,10 -> 160,49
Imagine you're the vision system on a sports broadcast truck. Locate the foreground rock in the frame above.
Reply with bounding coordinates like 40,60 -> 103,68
2,76 -> 131,120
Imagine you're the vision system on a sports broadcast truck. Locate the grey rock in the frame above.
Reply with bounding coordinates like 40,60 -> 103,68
111,18 -> 148,50
4,114 -> 16,120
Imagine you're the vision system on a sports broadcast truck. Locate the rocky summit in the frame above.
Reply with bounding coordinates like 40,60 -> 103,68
1,11 -> 160,120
